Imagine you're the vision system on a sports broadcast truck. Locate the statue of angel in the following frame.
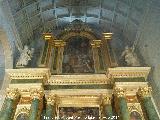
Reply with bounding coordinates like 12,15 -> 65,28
121,46 -> 140,66
16,45 -> 34,67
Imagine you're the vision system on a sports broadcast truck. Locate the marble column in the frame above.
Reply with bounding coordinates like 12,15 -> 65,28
91,40 -> 101,73
45,95 -> 58,120
114,87 -> 130,120
29,89 -> 44,120
138,87 -> 159,120
101,96 -> 113,119
0,88 -> 20,120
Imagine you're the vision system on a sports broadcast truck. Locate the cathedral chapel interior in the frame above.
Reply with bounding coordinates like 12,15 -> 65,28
0,0 -> 160,120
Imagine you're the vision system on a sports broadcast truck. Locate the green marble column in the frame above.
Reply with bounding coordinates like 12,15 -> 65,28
46,104 -> 56,120
118,97 -> 130,120
45,96 -> 57,120
114,87 -> 130,120
138,87 -> 159,120
29,89 -> 43,120
102,96 -> 113,119
0,88 -> 20,120
29,98 -> 40,120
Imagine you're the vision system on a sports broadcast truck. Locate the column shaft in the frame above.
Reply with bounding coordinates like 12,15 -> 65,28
118,97 -> 130,120
104,104 -> 113,118
46,104 -> 56,120
101,41 -> 111,67
92,47 -> 100,73
0,89 -> 19,120
0,98 -> 15,120
29,98 -> 40,120
141,97 -> 159,120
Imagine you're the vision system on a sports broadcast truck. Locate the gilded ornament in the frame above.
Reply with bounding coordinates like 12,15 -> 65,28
102,96 -> 111,105
6,88 -> 20,100
14,107 -> 30,120
114,87 -> 126,97
30,88 -> 44,100
137,86 -> 152,97
46,95 -> 57,105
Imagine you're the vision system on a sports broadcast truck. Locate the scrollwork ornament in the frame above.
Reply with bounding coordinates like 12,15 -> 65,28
137,86 -> 152,98
14,107 -> 30,120
114,87 -> 126,98
6,88 -> 20,100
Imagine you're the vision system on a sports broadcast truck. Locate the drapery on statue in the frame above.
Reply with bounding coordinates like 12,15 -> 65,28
121,46 -> 140,66
16,45 -> 34,67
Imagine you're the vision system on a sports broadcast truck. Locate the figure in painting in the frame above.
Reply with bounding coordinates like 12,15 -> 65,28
16,45 -> 34,67
121,46 -> 140,66
63,37 -> 94,73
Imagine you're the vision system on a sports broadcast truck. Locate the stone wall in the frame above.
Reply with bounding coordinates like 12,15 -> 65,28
137,4 -> 160,113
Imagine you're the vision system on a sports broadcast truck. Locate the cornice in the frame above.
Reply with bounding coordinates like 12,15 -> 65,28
107,67 -> 151,80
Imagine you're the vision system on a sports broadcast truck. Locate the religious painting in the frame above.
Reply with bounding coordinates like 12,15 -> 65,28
59,107 -> 99,120
130,111 -> 142,120
16,113 -> 29,120
62,36 -> 94,73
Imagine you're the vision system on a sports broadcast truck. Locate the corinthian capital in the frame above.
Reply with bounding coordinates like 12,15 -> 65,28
114,87 -> 126,98
47,95 -> 59,105
30,88 -> 44,100
137,86 -> 152,97
6,88 -> 20,100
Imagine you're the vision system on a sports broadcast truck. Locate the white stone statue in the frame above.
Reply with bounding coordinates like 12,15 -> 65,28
121,46 -> 140,66
16,45 -> 34,67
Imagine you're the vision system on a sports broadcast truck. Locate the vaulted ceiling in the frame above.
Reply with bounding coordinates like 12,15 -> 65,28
4,0 -> 155,45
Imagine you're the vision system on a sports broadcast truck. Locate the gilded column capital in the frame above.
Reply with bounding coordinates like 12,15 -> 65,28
90,40 -> 102,48
30,88 -> 44,100
102,33 -> 113,40
6,88 -> 20,100
47,95 -> 60,105
114,87 -> 126,98
137,86 -> 152,97
54,40 -> 66,47
102,96 -> 111,105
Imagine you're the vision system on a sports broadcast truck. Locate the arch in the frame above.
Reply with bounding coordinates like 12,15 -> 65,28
59,31 -> 98,42
0,28 -> 13,69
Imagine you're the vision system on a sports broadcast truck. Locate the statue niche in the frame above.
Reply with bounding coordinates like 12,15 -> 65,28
62,36 -> 94,73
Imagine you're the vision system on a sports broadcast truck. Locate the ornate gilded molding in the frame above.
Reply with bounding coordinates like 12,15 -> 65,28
47,74 -> 110,85
137,86 -> 152,97
114,87 -> 126,98
107,67 -> 151,80
6,68 -> 51,80
58,20 -> 97,41
6,88 -> 20,100
128,103 -> 145,120
14,107 -> 30,120
30,88 -> 44,100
